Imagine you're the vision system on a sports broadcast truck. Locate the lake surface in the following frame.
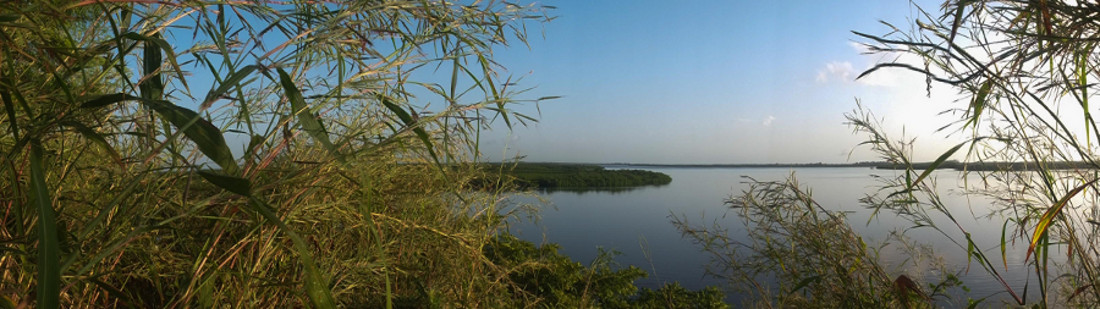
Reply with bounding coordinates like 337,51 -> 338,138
508,167 -> 1056,306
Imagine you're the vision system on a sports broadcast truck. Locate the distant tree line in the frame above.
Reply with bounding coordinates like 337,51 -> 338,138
477,163 -> 672,190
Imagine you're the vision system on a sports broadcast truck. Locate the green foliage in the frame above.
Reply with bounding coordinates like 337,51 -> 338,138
484,233 -> 729,308
674,176 -> 956,308
0,0 -> 576,307
852,0 -> 1100,306
0,1 -> 725,307
482,163 -> 673,190
631,283 -> 729,309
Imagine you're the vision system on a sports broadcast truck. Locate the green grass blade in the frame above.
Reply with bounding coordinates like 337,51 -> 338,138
893,141 -> 966,197
197,170 -> 251,196
145,100 -> 239,174
139,33 -> 164,102
1001,220 -> 1009,270
1027,178 -> 1098,261
30,142 -> 60,309
966,80 -> 992,128
947,4 -> 965,45
276,68 -> 342,163
122,32 -> 187,92
379,95 -> 439,165
58,121 -> 122,165
79,93 -> 140,109
203,65 -> 258,109
1,89 -> 20,140
966,233 -> 974,273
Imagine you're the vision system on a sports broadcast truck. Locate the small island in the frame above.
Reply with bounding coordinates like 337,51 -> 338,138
480,162 -> 672,190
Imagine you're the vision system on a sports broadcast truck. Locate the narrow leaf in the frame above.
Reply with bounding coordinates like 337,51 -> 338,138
203,65 -> 258,109
145,100 -> 239,174
59,121 -> 122,166
79,93 -> 139,109
947,4 -> 965,45
1,89 -> 20,140
380,95 -> 439,165
966,233 -> 974,274
966,80 -> 992,128
895,141 -> 967,197
1027,178 -> 1098,261
138,33 -> 164,102
276,68 -> 342,162
1000,220 -> 1009,270
30,142 -> 60,309
197,171 -> 251,196
122,32 -> 187,92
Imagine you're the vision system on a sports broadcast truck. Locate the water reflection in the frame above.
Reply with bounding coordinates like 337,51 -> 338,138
538,183 -> 671,195
509,167 -> 1063,306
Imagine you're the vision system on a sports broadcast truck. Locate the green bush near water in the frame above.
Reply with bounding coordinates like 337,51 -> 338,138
485,233 -> 728,308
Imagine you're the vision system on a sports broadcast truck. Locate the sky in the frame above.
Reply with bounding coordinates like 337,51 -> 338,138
474,0 -> 968,164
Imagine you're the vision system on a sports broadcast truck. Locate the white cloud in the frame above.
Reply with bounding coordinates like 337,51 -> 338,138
763,115 -> 776,126
816,61 -> 856,83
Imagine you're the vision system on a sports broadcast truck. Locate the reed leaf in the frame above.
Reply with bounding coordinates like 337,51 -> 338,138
144,100 -> 239,174
1027,178 -> 1098,262
277,68 -> 342,163
30,142 -> 59,309
966,80 -> 992,129
891,141 -> 966,198
196,170 -> 251,196
380,94 -> 439,164
203,65 -> 258,109
58,121 -> 121,165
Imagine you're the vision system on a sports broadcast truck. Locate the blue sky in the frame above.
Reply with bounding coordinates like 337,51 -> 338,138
476,0 -> 964,164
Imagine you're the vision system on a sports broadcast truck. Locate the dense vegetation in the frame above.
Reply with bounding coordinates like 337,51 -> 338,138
485,234 -> 727,308
678,0 -> 1100,307
483,163 -> 672,190
0,1 -> 723,308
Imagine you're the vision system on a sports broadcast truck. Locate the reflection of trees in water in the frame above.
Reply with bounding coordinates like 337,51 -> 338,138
541,183 -> 671,195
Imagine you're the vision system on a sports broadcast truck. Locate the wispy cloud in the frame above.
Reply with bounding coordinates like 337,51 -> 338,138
763,115 -> 776,126
815,61 -> 856,83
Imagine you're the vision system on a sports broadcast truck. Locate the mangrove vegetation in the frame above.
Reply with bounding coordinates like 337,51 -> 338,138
480,163 -> 673,190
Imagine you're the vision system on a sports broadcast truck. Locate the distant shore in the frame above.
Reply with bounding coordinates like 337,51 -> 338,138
476,162 -> 672,190
598,161 -> 1098,171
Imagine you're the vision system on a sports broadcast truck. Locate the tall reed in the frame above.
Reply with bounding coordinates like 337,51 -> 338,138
853,0 -> 1100,306
679,1 -> 1100,307
0,1 -> 552,307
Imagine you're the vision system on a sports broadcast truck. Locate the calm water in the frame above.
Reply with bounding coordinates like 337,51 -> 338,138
508,167 -> 1054,306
